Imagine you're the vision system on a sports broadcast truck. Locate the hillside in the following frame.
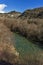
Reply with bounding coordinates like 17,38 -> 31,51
17,7 -> 43,44
0,7 -> 43,65
0,7 -> 43,44
18,7 -> 43,19
0,11 -> 21,19
8,11 -> 21,18
5,7 -> 43,44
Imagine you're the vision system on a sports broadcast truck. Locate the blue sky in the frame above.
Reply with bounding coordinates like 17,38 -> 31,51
0,0 -> 43,13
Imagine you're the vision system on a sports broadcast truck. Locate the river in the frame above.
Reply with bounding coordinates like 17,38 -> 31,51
14,33 -> 43,61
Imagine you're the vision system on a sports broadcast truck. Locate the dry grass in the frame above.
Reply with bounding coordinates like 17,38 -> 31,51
0,22 -> 19,64
0,9 -> 43,64
0,17 -> 43,43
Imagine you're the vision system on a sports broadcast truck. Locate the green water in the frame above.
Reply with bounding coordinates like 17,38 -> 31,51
14,33 -> 43,59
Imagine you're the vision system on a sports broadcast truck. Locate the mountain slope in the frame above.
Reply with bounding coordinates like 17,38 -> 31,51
18,7 -> 43,19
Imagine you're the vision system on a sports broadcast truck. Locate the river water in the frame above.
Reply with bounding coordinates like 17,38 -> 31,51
14,33 -> 43,61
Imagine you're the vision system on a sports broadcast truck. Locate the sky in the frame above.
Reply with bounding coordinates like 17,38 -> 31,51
0,0 -> 43,13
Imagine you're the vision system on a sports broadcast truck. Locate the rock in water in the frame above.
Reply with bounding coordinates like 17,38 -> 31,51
0,22 -> 19,64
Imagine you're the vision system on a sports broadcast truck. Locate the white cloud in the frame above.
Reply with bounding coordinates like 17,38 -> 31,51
0,4 -> 7,13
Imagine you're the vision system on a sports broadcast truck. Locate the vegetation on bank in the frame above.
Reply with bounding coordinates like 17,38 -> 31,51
0,7 -> 43,65
2,17 -> 43,44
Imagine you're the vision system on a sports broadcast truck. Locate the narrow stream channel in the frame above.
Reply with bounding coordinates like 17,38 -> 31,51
14,33 -> 43,61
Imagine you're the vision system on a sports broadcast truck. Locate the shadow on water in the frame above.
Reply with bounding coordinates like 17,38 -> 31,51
0,60 -> 13,65
33,41 -> 43,50
36,43 -> 43,50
